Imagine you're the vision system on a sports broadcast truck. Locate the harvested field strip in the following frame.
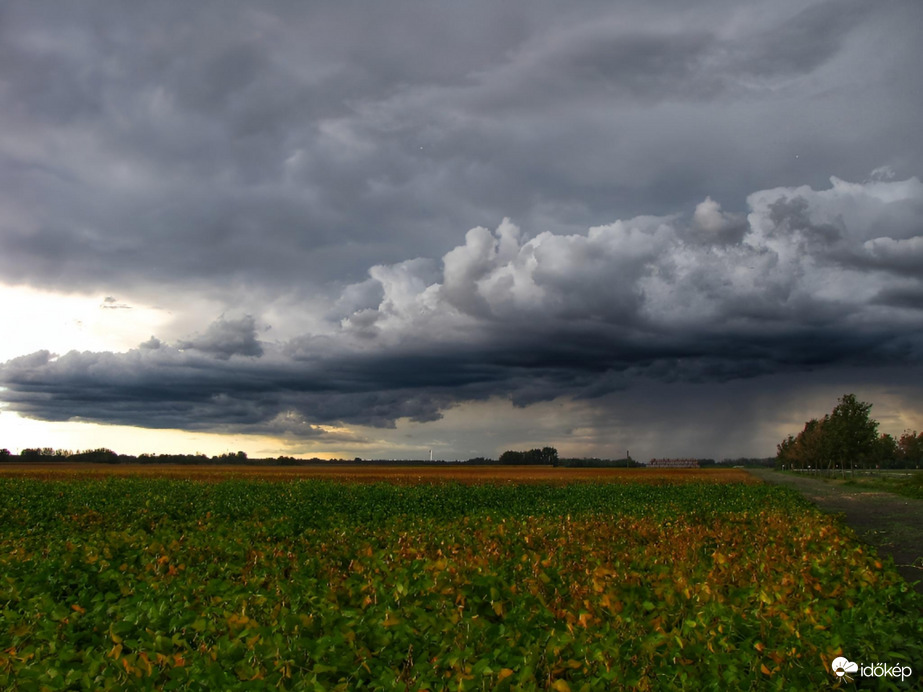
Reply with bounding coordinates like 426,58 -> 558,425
0,463 -> 754,484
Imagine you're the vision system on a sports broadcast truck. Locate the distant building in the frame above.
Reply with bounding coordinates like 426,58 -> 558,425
647,458 -> 700,468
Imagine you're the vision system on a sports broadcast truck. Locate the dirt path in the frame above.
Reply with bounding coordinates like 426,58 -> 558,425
748,468 -> 923,594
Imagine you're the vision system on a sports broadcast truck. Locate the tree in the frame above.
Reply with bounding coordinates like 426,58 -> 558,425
897,430 -> 923,466
70,448 -> 119,464
499,450 -> 525,465
776,394 -> 880,470
499,447 -> 559,465
826,394 -> 878,470
874,433 -> 898,468
540,447 -> 559,466
776,417 -> 831,470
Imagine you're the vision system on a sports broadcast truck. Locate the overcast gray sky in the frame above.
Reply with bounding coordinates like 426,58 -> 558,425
1,0 -> 922,460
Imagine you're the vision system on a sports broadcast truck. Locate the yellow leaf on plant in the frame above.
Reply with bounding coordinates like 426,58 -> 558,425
550,681 -> 571,692
498,668 -> 514,680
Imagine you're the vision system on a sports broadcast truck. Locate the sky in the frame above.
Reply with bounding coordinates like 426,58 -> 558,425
2,0 -> 922,461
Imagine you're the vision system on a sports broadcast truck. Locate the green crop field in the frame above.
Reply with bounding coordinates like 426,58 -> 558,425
0,477 -> 920,690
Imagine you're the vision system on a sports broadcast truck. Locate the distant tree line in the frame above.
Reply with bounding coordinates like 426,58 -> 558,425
18,448 -> 121,464
0,449 -> 496,466
498,447 -> 560,465
497,448 -> 649,467
2,448 -> 321,465
0,445 -> 788,468
712,458 -> 776,468
776,393 -> 922,470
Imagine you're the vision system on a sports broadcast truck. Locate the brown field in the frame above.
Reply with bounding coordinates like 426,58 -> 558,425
0,463 -> 755,484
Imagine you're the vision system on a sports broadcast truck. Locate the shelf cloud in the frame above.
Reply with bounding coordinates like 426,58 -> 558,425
3,176 -> 921,446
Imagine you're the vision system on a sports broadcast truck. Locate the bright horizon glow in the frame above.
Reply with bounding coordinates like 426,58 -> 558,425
0,409 -> 343,459
0,285 -> 170,362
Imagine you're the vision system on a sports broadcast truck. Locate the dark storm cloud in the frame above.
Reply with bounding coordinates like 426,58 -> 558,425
1,0 -> 921,296
2,1 -> 923,452
460,0 -> 870,114
0,344 -> 479,431
2,175 -> 922,440
873,286 -> 923,311
176,315 -> 263,360
734,0 -> 871,78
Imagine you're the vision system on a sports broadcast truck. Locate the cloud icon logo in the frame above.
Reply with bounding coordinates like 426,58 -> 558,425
831,657 -> 859,677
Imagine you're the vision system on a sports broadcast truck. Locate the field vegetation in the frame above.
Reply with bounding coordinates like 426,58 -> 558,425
1,474 -> 920,690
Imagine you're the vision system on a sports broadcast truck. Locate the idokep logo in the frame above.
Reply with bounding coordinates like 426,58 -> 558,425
831,656 -> 913,682
831,657 -> 858,678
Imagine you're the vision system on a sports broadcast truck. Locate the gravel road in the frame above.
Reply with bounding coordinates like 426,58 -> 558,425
747,468 -> 923,594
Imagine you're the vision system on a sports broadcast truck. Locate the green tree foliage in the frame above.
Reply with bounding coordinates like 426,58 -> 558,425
875,433 -> 898,468
69,448 -> 120,464
826,394 -> 879,470
21,448 -> 71,460
897,430 -> 923,465
776,394 -> 893,470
